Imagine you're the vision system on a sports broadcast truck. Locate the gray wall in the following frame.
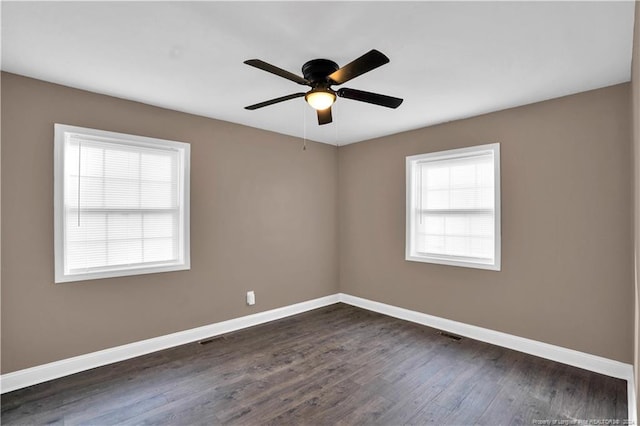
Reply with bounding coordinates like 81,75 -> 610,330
1,73 -> 635,374
338,84 -> 633,363
1,72 -> 339,373
632,0 -> 639,410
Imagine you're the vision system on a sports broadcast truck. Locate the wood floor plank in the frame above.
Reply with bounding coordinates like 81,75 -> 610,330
1,303 -> 628,425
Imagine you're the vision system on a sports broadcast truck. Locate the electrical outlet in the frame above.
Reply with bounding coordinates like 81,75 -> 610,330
246,291 -> 255,306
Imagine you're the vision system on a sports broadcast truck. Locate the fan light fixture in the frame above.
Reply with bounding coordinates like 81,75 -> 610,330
305,89 -> 336,110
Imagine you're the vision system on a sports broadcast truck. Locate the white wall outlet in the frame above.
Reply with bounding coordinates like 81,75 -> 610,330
246,291 -> 255,306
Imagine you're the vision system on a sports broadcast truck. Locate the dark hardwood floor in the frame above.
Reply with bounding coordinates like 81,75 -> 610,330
1,303 -> 628,425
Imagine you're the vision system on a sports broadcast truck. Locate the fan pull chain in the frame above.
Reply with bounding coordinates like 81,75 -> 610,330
335,104 -> 339,147
303,105 -> 307,151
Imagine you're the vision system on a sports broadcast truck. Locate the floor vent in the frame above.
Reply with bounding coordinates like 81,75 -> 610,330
198,336 -> 226,345
438,331 -> 462,341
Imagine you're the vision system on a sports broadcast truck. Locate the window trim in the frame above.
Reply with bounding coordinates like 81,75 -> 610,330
54,124 -> 191,283
405,143 -> 501,271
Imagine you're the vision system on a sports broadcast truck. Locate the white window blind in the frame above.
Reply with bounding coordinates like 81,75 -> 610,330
54,124 -> 190,283
406,143 -> 500,270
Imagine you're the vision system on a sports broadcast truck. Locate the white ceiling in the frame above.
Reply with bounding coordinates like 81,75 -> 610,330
1,1 -> 636,146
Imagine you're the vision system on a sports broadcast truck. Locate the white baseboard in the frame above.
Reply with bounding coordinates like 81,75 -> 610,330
0,294 -> 339,394
337,293 -> 637,423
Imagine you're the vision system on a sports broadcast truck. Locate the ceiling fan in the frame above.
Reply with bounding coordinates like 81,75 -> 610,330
243,49 -> 403,125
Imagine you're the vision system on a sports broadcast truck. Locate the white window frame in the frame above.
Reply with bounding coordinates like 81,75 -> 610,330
54,124 -> 191,283
405,143 -> 501,271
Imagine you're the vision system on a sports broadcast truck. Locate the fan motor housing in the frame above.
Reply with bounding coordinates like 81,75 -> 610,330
302,59 -> 339,86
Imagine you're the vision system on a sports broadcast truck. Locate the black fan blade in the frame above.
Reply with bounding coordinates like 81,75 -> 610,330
317,107 -> 332,125
245,93 -> 306,110
244,59 -> 309,86
327,50 -> 390,85
337,88 -> 403,109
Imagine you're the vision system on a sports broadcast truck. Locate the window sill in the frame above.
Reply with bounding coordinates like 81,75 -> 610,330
55,262 -> 190,283
405,254 -> 500,271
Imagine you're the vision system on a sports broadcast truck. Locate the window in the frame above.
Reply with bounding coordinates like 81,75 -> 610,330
54,124 -> 190,283
406,143 -> 500,270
